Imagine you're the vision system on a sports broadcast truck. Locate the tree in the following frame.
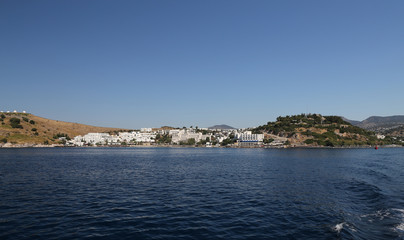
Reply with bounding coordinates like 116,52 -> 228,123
1,114 -> 5,119
263,138 -> 274,144
10,118 -> 23,129
29,120 -> 35,124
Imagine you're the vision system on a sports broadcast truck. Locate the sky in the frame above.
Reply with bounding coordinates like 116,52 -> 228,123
1,0 -> 403,129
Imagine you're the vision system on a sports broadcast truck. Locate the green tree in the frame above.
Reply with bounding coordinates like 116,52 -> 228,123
263,138 -> 274,144
304,139 -> 314,144
10,118 -> 23,129
187,138 -> 196,145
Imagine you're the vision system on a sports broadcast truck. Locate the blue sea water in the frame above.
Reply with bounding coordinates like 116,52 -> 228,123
0,147 -> 403,239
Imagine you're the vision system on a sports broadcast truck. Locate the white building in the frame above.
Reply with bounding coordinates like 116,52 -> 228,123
119,131 -> 156,143
376,134 -> 386,140
170,129 -> 210,144
72,133 -> 115,145
141,128 -> 152,133
236,131 -> 264,142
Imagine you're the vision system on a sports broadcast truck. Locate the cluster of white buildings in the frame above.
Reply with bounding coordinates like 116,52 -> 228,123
169,129 -> 211,144
66,127 -> 266,147
68,130 -> 158,146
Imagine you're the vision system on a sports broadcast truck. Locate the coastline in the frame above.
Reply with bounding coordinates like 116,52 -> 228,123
0,143 -> 402,149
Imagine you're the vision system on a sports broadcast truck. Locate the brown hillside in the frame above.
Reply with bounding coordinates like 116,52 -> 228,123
0,113 -> 127,144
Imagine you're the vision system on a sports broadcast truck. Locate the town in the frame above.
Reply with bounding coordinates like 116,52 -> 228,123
65,127 -> 285,147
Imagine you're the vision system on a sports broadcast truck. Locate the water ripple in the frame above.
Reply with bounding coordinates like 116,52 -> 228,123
0,148 -> 403,239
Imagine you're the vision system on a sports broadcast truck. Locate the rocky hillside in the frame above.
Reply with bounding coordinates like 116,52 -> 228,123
0,113 -> 126,144
253,114 -> 396,147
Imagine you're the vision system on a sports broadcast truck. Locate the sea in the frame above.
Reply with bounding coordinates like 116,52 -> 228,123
0,147 -> 403,239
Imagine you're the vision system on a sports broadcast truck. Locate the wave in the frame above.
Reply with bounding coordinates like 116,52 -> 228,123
332,222 -> 345,233
392,208 -> 404,233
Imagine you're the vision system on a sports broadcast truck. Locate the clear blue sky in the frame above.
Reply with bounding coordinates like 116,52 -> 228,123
1,0 -> 403,129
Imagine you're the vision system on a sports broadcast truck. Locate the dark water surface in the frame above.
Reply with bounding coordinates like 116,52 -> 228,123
0,147 -> 403,239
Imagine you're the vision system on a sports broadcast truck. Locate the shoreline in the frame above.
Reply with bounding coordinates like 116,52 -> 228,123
0,143 -> 402,149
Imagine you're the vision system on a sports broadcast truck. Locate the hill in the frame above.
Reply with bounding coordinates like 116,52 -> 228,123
0,113 -> 127,145
343,115 -> 404,135
208,124 -> 236,130
356,115 -> 404,130
253,114 -> 396,147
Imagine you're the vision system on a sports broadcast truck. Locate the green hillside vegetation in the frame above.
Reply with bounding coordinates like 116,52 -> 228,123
253,114 -> 396,147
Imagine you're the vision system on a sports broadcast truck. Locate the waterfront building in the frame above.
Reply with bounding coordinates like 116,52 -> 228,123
236,132 -> 264,142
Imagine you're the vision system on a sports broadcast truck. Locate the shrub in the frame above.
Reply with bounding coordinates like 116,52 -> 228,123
29,120 -> 35,124
44,140 -> 49,145
0,138 -> 7,143
31,128 -> 37,132
304,139 -> 314,144
325,140 -> 335,147
34,132 -> 39,136
10,118 -> 23,129
1,114 -> 5,119
263,138 -> 274,144
22,117 -> 29,122
53,133 -> 70,139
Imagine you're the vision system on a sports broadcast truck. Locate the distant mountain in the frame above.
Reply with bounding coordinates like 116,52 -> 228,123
341,117 -> 361,126
208,124 -> 236,130
343,115 -> 404,133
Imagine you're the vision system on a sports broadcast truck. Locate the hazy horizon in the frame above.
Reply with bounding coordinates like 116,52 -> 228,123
1,0 -> 403,129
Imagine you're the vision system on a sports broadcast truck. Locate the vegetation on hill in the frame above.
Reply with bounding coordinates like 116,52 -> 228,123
0,113 -> 126,145
253,114 -> 397,147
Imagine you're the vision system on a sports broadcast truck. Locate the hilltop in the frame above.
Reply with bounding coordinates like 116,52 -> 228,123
253,114 -> 395,147
0,113 -> 127,145
208,124 -> 236,130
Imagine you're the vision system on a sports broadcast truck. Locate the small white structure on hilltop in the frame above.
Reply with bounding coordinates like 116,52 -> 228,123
13,110 -> 17,113
23,111 -> 26,113
7,111 -> 10,113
